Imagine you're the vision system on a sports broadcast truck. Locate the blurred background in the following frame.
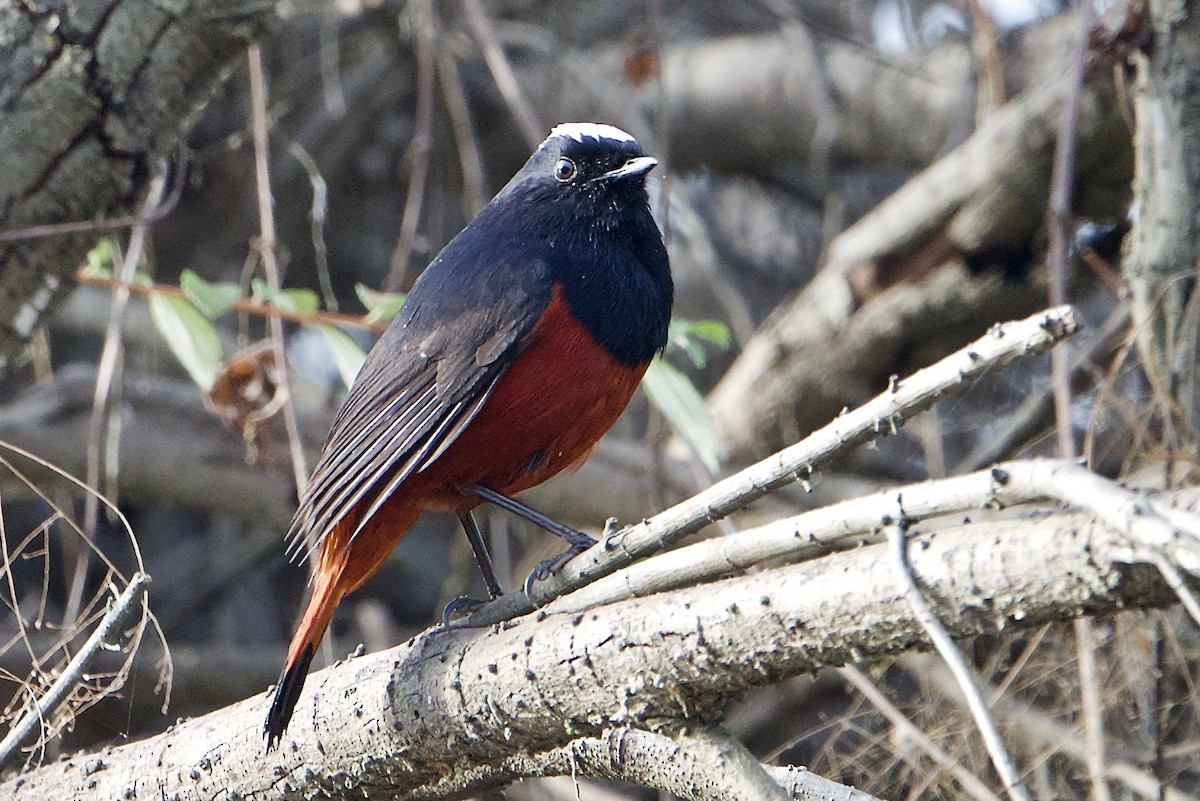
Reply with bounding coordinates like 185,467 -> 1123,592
3,0 -> 1198,798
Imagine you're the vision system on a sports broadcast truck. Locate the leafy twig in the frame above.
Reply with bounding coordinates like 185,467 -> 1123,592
75,271 -> 384,331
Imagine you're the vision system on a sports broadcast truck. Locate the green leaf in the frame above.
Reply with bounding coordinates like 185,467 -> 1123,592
180,269 -> 240,319
317,324 -> 367,388
248,279 -> 319,314
279,288 -> 320,314
641,357 -> 721,473
250,277 -> 270,305
666,318 -> 731,369
355,283 -> 406,325
679,319 -> 731,348
148,291 -> 223,391
81,238 -> 116,279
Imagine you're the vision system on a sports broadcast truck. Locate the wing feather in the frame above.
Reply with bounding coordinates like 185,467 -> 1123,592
285,265 -> 549,562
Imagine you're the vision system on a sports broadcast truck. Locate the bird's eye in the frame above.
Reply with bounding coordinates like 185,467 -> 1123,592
553,157 -> 577,182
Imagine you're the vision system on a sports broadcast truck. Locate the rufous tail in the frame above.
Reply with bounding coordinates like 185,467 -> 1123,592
264,564 -> 344,750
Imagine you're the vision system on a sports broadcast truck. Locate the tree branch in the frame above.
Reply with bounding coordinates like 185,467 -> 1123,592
3,482 -> 1190,800
0,0 -> 274,364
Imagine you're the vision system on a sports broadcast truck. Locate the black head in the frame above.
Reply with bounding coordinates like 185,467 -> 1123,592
503,124 -> 672,365
439,123 -> 672,366
493,123 -> 658,224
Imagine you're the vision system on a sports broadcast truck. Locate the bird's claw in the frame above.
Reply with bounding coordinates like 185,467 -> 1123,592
522,540 -> 592,599
441,595 -> 488,627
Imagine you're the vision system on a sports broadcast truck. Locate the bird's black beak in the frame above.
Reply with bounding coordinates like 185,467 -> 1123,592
596,156 -> 657,182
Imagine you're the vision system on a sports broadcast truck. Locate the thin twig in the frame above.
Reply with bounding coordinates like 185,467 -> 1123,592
839,665 -> 1002,801
0,573 -> 151,770
247,43 -> 308,496
386,0 -> 437,291
462,0 -> 542,149
71,170 -> 168,630
887,522 -> 1030,801
0,157 -> 185,242
437,47 -> 488,216
957,304 -> 1130,472
1074,616 -> 1112,801
468,306 -> 1083,626
286,141 -> 337,313
967,0 -> 1007,122
1047,12 -> 1108,792
1045,1 -> 1091,462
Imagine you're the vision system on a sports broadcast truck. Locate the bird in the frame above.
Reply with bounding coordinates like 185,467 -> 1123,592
264,122 -> 673,748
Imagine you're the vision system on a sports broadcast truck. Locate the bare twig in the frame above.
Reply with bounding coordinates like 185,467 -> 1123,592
0,573 -> 151,770
840,665 -> 1002,801
967,0 -> 1007,122
957,304 -> 1130,472
436,48 -> 488,217
470,306 -> 1083,626
462,0 -> 542,149
385,0 -> 437,292
286,141 -> 337,313
0,159 -> 185,243
247,43 -> 308,496
887,522 -> 1030,801
1073,616 -> 1112,801
1045,0 -> 1091,462
72,170 -> 168,630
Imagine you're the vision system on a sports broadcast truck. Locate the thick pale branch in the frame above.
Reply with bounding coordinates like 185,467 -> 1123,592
402,727 -> 881,801
3,486 -> 1185,800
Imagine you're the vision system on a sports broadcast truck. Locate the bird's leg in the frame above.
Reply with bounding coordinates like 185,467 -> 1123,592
459,511 -> 504,598
463,484 -> 598,591
464,484 -> 597,549
441,511 -> 504,626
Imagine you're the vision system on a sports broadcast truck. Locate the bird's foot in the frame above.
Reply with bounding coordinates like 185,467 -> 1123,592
522,537 -> 595,598
441,595 -> 489,627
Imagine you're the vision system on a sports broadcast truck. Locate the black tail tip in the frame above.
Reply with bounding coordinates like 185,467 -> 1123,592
264,644 -> 315,752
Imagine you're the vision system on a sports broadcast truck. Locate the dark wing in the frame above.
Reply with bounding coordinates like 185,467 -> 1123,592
287,248 -> 551,564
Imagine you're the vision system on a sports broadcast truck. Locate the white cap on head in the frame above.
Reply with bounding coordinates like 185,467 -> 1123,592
546,122 -> 637,146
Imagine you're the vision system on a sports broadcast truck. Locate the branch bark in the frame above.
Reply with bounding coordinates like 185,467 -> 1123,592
3,483 -> 1189,800
1123,0 -> 1200,441
0,0 -> 274,364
